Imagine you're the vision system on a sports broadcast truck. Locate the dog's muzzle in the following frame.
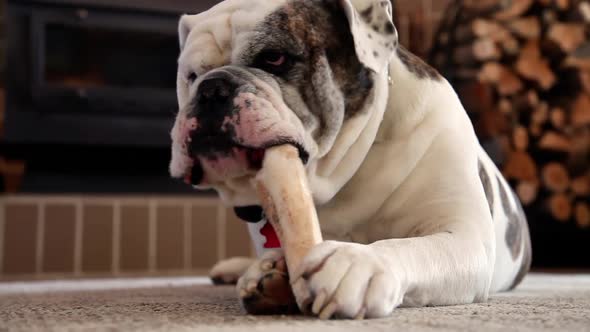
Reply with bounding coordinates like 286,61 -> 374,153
172,69 -> 308,187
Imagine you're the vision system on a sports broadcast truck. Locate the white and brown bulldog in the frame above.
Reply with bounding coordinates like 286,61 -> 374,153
170,0 -> 532,319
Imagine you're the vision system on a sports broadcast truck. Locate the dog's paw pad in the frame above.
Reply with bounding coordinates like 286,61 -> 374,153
238,256 -> 298,315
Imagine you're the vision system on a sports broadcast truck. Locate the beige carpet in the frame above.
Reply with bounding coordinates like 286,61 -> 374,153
1,273 -> 589,332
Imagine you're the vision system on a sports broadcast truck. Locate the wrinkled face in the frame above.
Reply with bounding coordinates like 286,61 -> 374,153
170,0 -> 397,204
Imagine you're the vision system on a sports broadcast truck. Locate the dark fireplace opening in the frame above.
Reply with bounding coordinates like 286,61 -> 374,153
45,24 -> 177,91
3,0 -> 221,193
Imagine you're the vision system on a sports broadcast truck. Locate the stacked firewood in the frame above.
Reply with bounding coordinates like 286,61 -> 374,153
430,0 -> 590,228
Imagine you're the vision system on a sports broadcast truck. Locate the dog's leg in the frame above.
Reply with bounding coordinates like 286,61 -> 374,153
291,229 -> 494,319
209,257 -> 256,285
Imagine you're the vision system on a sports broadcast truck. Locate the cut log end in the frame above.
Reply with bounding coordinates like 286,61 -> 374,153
516,180 -> 539,205
542,162 -> 571,193
575,203 -> 590,229
503,151 -> 538,181
548,194 -> 573,222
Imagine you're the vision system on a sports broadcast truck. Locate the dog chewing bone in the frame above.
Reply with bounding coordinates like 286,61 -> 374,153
254,145 -> 323,304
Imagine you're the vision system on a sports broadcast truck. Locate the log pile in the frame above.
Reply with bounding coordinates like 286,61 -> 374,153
430,0 -> 590,229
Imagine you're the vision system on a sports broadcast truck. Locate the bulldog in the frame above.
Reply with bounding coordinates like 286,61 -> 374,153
170,0 -> 532,319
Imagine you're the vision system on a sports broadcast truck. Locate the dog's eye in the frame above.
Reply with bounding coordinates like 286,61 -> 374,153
264,52 -> 285,66
254,51 -> 294,76
187,72 -> 198,83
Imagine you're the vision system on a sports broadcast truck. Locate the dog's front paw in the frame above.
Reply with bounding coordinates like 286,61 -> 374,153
237,249 -> 299,315
210,257 -> 255,285
293,241 -> 404,320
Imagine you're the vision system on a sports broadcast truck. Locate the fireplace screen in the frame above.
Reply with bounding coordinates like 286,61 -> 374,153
27,8 -> 179,118
44,24 -> 177,90
4,0 -> 219,194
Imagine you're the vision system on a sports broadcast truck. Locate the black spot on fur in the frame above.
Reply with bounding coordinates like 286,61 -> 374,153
498,176 -> 525,261
367,33 -> 373,39
396,46 -> 441,81
360,5 -> 373,21
373,51 -> 379,58
190,163 -> 204,185
496,175 -> 532,289
256,0 -> 374,119
384,22 -> 395,34
234,205 -> 264,223
478,160 -> 494,217
509,227 -> 532,290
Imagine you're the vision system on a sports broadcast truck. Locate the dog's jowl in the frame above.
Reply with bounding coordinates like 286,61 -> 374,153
170,0 -> 532,319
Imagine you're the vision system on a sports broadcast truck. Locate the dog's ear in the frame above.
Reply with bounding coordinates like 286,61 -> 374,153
338,0 -> 398,73
178,14 -> 197,51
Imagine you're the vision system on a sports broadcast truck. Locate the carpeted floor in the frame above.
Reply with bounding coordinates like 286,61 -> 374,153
1,273 -> 589,332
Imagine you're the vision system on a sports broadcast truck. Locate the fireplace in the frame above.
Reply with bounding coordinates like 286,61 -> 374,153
3,0 -> 221,193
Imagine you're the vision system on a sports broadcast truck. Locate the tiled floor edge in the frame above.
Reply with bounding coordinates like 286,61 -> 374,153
1,194 -> 220,205
0,269 -> 212,282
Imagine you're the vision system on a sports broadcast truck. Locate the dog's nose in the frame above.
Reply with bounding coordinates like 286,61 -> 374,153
196,77 -> 234,105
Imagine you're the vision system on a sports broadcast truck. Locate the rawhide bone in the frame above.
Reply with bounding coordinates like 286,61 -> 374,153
254,145 -> 323,299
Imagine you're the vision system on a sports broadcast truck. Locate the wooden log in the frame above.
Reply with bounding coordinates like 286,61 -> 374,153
548,23 -> 586,53
538,131 -> 573,152
579,71 -> 590,94
503,151 -> 538,181
454,38 -> 502,63
454,23 -> 476,44
464,0 -> 505,10
575,202 -> 590,229
473,19 -> 506,37
542,162 -> 571,193
478,110 -> 508,138
531,102 -> 550,125
571,175 -> 590,196
515,40 -> 556,90
499,98 -> 513,114
580,2 -> 590,23
479,62 -> 524,95
473,38 -> 503,61
543,8 -> 558,24
569,127 -> 590,172
555,0 -> 570,11
572,94 -> 590,126
513,126 -> 530,151
516,180 -> 539,205
530,123 -> 543,137
472,19 -> 520,54
548,193 -> 573,222
508,16 -> 541,38
512,90 -> 540,112
456,82 -> 496,114
550,108 -> 567,129
455,68 -> 481,80
565,44 -> 590,70
495,0 -> 534,21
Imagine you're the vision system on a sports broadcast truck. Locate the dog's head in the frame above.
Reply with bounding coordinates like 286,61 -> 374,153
170,0 -> 398,206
